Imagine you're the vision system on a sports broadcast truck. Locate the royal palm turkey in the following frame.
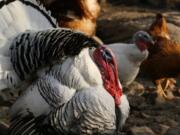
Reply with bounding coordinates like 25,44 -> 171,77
8,29 -> 129,135
0,0 -> 129,134
6,29 -> 155,134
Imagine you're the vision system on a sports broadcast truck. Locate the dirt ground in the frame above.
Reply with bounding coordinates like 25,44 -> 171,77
97,3 -> 180,43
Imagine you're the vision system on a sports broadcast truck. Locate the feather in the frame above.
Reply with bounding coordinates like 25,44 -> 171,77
0,0 -> 58,91
108,43 -> 148,86
9,113 -> 58,135
49,86 -> 116,135
9,46 -> 129,134
10,28 -> 99,80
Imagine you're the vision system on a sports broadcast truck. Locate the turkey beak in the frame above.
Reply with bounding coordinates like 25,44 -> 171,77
150,39 -> 155,45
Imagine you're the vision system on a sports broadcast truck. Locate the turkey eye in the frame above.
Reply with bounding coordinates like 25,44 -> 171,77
143,35 -> 148,39
102,49 -> 112,62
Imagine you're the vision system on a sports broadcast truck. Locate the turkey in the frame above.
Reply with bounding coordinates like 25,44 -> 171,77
0,0 -> 58,91
8,29 -> 129,134
108,31 -> 154,86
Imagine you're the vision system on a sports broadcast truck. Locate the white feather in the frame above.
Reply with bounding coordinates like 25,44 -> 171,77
47,48 -> 103,90
109,43 -> 148,86
10,47 -> 130,133
0,0 -> 57,91
10,48 -> 102,117
118,94 -> 130,128
10,75 -> 76,118
52,86 -> 117,134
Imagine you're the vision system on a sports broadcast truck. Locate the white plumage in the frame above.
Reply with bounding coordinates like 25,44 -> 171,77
109,31 -> 153,86
50,86 -> 118,135
0,0 -> 57,91
109,43 -> 148,86
10,48 -> 102,117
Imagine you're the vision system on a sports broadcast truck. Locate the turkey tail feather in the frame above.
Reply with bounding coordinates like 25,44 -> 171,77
9,113 -> 57,135
10,28 -> 99,80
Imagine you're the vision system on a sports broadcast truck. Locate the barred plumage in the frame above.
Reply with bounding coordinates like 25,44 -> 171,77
9,113 -> 58,135
9,45 -> 129,134
10,47 -> 103,118
9,87 -> 119,135
10,28 -> 99,80
0,0 -> 58,91
49,87 -> 117,135
9,87 -> 129,135
10,74 -> 76,118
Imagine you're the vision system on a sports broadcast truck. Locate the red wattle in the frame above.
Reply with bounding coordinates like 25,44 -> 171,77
93,45 -> 123,106
136,40 -> 147,52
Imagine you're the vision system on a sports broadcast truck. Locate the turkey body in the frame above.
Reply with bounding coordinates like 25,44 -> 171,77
6,28 -> 129,134
10,47 -> 103,118
9,46 -> 130,135
50,86 -> 117,135
0,1 -> 130,134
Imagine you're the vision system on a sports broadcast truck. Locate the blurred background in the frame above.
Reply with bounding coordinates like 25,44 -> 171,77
108,0 -> 180,9
97,0 -> 180,43
96,1 -> 180,135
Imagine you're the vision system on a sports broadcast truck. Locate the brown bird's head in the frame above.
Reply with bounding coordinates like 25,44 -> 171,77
133,31 -> 154,52
93,45 -> 122,106
149,13 -> 170,39
46,0 -> 101,36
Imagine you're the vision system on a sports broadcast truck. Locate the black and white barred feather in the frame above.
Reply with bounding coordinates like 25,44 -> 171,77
10,74 -> 76,119
49,87 -> 116,135
9,113 -> 58,135
9,87 -> 117,135
10,28 -> 99,80
0,0 -> 59,91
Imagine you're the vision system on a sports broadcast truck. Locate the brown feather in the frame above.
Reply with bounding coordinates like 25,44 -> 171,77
141,13 -> 180,100
148,13 -> 170,39
45,0 -> 100,36
141,37 -> 180,80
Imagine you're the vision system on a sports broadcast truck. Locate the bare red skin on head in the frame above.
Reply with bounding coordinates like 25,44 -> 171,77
136,40 -> 148,52
93,45 -> 122,106
136,39 -> 154,52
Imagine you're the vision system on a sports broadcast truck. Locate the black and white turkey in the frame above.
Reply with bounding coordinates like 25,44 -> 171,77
8,29 -> 129,135
0,1 -> 130,134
